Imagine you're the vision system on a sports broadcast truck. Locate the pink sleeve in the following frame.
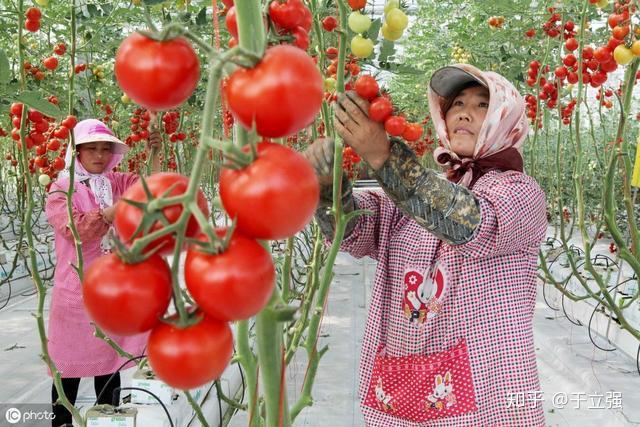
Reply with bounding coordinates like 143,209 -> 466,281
337,190 -> 404,261
451,172 -> 547,258
45,184 -> 110,242
112,172 -> 139,195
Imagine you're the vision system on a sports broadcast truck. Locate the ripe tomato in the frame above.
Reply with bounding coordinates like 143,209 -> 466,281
326,46 -> 338,59
53,126 -> 69,139
292,26 -> 309,50
114,172 -> 209,255
219,141 -> 319,240
43,57 -> 58,71
115,33 -> 200,111
82,253 -> 172,336
25,7 -> 42,21
54,42 -> 67,55
185,230 -> 275,321
594,46 -> 613,63
25,19 -> 40,32
354,75 -> 379,100
322,16 -> 338,32
10,103 -> 23,116
225,6 -> 238,39
147,312 -> 233,390
47,139 -> 60,151
225,45 -> 323,138
268,0 -> 305,31
384,115 -> 407,136
402,123 -> 423,142
348,0 -> 366,10
565,38 -> 578,51
368,96 -> 393,122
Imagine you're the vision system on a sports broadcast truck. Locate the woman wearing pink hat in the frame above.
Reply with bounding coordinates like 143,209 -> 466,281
45,119 -> 161,426
306,64 -> 547,426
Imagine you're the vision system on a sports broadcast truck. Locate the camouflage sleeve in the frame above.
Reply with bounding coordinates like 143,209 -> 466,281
372,138 -> 481,245
315,175 -> 357,239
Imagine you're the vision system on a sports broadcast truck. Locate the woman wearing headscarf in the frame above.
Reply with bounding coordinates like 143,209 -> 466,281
45,119 -> 160,426
304,64 -> 547,426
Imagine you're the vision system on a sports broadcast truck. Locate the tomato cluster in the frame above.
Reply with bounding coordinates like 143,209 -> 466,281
6,102 -> 74,184
354,75 -> 424,142
24,7 -> 42,33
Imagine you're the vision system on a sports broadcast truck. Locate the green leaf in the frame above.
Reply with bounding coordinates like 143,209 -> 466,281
378,39 -> 396,63
365,18 -> 382,41
196,8 -> 207,26
14,91 -> 63,119
0,49 -> 9,84
143,0 -> 166,5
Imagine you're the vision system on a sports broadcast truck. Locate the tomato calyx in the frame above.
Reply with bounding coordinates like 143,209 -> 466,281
185,223 -> 237,256
159,306 -> 207,329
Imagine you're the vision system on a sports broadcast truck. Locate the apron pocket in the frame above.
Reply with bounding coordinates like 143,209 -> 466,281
362,338 -> 477,422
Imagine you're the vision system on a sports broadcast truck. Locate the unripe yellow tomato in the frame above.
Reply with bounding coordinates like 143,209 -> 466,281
381,23 -> 403,41
613,45 -> 633,65
385,9 -> 408,32
350,35 -> 374,58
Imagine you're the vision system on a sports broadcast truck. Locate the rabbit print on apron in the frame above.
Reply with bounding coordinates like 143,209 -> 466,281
363,263 -> 478,422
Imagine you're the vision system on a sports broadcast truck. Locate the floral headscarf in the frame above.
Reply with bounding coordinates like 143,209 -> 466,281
428,64 -> 529,188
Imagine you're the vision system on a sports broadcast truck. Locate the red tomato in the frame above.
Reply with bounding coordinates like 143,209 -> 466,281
185,230 -> 275,321
47,139 -> 60,151
25,19 -> 40,32
147,313 -> 233,390
52,157 -> 65,171
225,6 -> 238,39
221,0 -> 234,6
565,38 -> 578,51
368,97 -> 393,122
61,115 -> 78,129
384,116 -> 407,136
326,46 -> 338,59
268,0 -> 305,31
25,7 -> 42,21
322,16 -> 338,32
354,75 -> 379,101
225,45 -> 323,138
219,141 -> 319,240
114,172 -> 209,255
10,103 -> 23,116
53,126 -> 69,139
402,123 -> 423,142
299,3 -> 312,32
348,0 -> 366,10
292,26 -> 309,50
115,33 -> 200,111
82,254 -> 172,336
54,42 -> 67,56
593,46 -> 613,64
43,57 -> 58,71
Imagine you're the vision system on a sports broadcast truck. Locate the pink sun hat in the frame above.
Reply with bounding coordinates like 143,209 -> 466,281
73,119 -> 129,154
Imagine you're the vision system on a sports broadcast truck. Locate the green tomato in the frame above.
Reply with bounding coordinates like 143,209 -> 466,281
348,12 -> 372,34
38,174 -> 51,186
381,23 -> 403,41
121,94 -> 130,104
324,77 -> 337,92
350,35 -> 374,58
386,8 -> 408,32
384,0 -> 400,14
